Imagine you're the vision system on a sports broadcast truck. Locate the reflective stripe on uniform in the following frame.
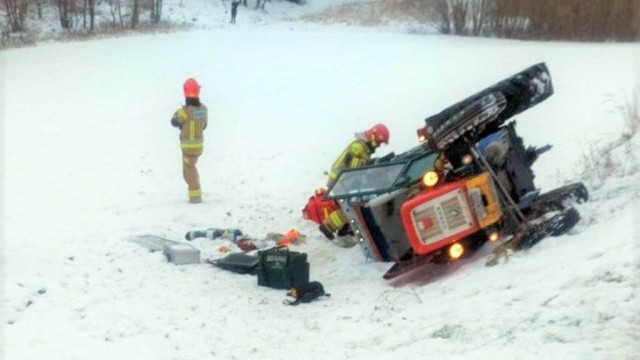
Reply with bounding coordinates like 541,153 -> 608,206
176,109 -> 188,124
328,209 -> 346,229
189,189 -> 202,197
327,139 -> 370,187
348,156 -> 362,168
181,142 -> 203,149
331,140 -> 370,175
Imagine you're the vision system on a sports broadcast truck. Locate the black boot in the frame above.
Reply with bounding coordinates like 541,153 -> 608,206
337,224 -> 354,237
318,224 -> 335,240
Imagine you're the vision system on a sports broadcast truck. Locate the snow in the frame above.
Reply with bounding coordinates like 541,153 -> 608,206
16,0 -> 376,41
2,23 -> 640,360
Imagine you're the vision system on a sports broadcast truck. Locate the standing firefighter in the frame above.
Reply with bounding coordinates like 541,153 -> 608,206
311,124 -> 390,241
171,78 -> 208,203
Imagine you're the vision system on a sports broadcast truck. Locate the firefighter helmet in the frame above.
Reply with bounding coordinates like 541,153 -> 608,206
183,78 -> 201,98
365,124 -> 390,146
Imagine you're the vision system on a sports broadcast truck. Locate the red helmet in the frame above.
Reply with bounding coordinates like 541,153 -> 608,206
365,124 -> 390,146
183,78 -> 201,98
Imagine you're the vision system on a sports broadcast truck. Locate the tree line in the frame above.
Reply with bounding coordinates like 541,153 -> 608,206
418,0 -> 639,41
1,0 -> 301,41
2,0 -> 165,34
4,0 -> 637,42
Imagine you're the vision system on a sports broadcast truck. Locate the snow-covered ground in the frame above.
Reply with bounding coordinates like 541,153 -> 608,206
162,0 -> 375,27
1,25 -> 639,359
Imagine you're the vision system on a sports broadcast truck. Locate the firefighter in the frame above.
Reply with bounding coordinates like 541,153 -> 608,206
327,123 -> 390,187
171,78 -> 208,203
319,124 -> 390,242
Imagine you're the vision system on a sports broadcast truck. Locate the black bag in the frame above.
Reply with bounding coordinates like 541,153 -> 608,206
284,281 -> 330,306
256,247 -> 309,289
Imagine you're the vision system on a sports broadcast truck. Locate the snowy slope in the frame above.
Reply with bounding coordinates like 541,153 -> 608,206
161,0 -> 375,27
18,0 -> 376,42
1,27 -> 639,360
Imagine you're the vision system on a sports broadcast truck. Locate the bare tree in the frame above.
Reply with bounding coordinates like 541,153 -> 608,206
433,0 -> 451,34
450,0 -> 468,35
107,0 -> 124,28
87,0 -> 95,30
110,0 -> 120,27
469,0 -> 488,35
131,0 -> 139,28
57,0 -> 72,29
151,0 -> 162,23
35,0 -> 44,19
255,0 -> 267,10
2,0 -> 28,32
431,0 -> 470,35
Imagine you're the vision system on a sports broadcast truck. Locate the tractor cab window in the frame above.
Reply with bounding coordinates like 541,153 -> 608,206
327,149 -> 438,200
328,163 -> 405,199
403,152 -> 439,183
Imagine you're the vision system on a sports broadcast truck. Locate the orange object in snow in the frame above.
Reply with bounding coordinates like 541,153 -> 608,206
277,229 -> 301,247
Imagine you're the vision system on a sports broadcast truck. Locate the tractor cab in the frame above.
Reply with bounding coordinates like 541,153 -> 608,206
326,145 -> 440,262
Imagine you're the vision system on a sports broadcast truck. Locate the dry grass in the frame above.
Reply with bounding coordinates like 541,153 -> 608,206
299,0 -> 437,26
617,90 -> 640,139
300,0 -> 640,41
0,22 -> 191,49
578,91 -> 640,188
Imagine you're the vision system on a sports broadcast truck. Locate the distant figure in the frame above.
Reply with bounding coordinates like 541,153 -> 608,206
231,1 -> 240,24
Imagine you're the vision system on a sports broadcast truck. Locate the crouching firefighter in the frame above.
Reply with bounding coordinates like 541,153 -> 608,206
307,124 -> 390,243
171,78 -> 208,203
303,188 -> 349,241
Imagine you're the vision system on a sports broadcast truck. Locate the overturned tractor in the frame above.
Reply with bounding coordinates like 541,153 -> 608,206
319,63 -> 588,279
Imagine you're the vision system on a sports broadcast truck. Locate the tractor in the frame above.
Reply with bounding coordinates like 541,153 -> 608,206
323,63 -> 588,279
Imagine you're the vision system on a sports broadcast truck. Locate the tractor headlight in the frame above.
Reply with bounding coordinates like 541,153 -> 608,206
422,171 -> 439,188
448,243 -> 465,259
